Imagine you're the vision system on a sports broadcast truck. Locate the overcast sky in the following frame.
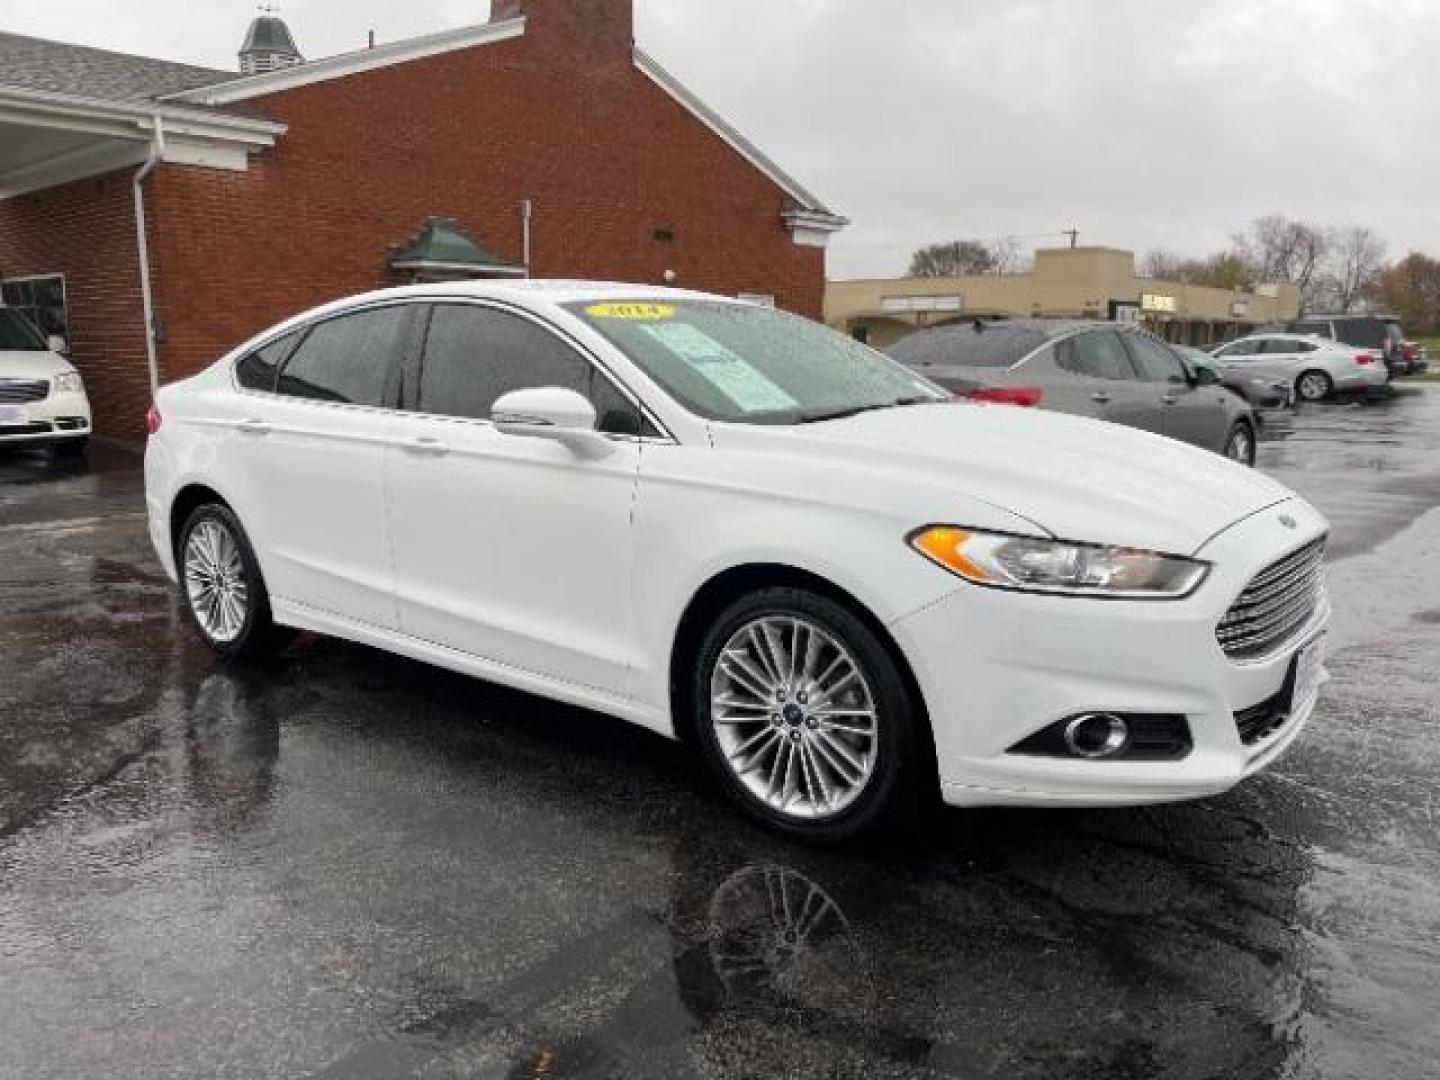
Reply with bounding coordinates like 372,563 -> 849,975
2,0 -> 1435,278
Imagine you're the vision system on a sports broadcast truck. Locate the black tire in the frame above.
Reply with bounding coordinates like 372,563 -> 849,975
53,437 -> 88,458
1223,421 -> 1257,467
690,587 -> 931,842
1296,370 -> 1333,402
177,503 -> 294,659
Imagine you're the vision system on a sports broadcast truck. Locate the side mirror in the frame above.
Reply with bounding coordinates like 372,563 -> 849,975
46,334 -> 69,356
492,386 -> 612,458
1194,366 -> 1222,387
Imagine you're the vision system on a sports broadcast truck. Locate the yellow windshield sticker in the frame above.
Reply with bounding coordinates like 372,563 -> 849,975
586,302 -> 675,321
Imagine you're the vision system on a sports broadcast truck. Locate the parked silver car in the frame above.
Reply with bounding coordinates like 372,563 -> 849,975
1209,333 -> 1389,402
888,320 -> 1259,465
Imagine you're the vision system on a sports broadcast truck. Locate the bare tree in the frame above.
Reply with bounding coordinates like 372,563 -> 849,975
989,236 -> 1028,275
908,241 -> 997,277
1233,216 -> 1330,311
1139,249 -> 1188,280
1322,226 -> 1388,313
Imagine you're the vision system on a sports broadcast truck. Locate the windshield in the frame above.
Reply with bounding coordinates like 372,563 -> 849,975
564,300 -> 948,425
0,308 -> 47,351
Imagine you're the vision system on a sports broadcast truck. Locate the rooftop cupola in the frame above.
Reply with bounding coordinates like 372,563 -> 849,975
239,9 -> 303,76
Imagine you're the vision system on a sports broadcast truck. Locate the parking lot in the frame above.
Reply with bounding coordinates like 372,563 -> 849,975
2,387 -> 1438,1079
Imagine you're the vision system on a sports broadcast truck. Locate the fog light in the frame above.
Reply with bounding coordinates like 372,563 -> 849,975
1063,714 -> 1130,759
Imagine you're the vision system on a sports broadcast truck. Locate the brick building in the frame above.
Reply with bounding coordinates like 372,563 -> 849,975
0,0 -> 846,441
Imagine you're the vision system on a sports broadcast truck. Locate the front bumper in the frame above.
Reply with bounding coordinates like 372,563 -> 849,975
890,498 -> 1331,808
0,389 -> 91,445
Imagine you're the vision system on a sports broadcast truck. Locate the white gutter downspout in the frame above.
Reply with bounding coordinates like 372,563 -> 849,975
133,116 -> 165,396
521,198 -> 533,278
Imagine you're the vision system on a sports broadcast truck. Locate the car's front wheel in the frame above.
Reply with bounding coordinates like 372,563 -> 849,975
691,587 -> 929,841
178,504 -> 293,659
1296,370 -> 1333,402
1223,421 -> 1257,467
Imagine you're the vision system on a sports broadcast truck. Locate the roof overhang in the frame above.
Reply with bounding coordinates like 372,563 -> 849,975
164,18 -> 526,107
0,86 -> 285,199
634,48 -> 849,248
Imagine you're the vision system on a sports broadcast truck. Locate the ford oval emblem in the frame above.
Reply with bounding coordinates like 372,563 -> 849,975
1279,514 -> 1298,530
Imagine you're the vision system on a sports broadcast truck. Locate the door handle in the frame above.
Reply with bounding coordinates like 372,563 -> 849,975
402,435 -> 450,457
237,419 -> 271,436
1090,392 -> 1112,404
1162,393 -> 1180,405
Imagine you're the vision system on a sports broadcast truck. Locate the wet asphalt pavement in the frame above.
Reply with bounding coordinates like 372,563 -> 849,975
2,388 -> 1439,1080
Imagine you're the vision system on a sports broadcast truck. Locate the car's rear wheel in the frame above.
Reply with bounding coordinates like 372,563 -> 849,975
179,504 -> 293,659
1296,370 -> 1333,402
1223,421 -> 1256,467
691,587 -> 927,841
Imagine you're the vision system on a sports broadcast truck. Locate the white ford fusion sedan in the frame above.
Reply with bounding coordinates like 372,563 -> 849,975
145,282 -> 1330,840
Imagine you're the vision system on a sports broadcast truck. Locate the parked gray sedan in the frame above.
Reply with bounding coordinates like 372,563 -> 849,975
889,320 -> 1259,465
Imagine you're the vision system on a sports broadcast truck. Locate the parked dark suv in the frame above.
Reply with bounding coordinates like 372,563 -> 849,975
1286,315 -> 1425,376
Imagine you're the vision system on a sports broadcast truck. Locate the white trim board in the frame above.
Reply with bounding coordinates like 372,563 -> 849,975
164,18 -> 527,107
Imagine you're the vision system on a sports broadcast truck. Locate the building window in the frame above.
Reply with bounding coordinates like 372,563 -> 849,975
1,274 -> 68,341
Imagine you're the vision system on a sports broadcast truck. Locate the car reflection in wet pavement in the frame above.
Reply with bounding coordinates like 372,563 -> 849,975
2,387 -> 1439,1079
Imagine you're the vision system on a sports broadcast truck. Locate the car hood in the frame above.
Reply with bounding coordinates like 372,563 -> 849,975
712,402 -> 1293,555
0,350 -> 69,380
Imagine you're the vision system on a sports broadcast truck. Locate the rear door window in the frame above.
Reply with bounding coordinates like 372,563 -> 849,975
277,306 -> 414,407
1061,331 -> 1135,380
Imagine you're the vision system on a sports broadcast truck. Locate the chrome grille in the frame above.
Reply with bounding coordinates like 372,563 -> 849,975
1217,537 -> 1327,660
0,379 -> 49,403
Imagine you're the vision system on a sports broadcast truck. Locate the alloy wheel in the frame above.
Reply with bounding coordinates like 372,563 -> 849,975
709,616 -> 879,821
1226,426 -> 1254,465
1298,373 -> 1330,401
184,519 -> 250,644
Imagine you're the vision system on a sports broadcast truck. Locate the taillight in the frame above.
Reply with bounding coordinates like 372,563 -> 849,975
1403,343 -> 1418,361
968,386 -> 1044,407
1355,354 -> 1375,367
146,403 -> 162,434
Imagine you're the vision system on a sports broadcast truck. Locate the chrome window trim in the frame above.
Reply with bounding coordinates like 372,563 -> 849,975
231,296 -> 677,445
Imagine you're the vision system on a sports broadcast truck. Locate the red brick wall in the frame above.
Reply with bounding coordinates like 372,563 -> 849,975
0,172 -> 154,441
146,10 -> 827,391
0,3 -> 830,442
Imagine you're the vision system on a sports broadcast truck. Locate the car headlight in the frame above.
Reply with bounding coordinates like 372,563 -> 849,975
53,371 -> 84,394
909,527 -> 1210,599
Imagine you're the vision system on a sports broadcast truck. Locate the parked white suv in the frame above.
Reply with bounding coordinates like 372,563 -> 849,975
0,308 -> 92,454
144,283 -> 1331,839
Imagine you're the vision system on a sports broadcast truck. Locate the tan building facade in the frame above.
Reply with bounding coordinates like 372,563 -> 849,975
826,247 -> 1301,351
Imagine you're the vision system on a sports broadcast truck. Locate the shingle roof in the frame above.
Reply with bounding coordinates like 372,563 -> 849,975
240,17 -> 301,60
0,29 -> 234,102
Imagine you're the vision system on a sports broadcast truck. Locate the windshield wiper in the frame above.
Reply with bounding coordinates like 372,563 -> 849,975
798,395 -> 938,425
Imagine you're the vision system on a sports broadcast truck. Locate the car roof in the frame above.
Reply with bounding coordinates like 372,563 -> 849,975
285,281 -> 749,323
1293,313 -> 1399,322
888,318 -> 1119,368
